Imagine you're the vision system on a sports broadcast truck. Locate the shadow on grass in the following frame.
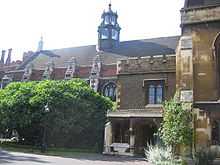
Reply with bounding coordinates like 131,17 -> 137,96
0,146 -> 146,164
0,149 -> 50,164
58,153 -> 145,163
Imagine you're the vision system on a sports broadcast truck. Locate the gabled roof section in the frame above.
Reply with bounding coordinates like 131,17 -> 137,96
18,36 -> 180,70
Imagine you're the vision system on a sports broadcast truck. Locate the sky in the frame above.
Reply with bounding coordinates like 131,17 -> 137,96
0,0 -> 185,61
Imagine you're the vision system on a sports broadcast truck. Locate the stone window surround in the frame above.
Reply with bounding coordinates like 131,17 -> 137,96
143,79 -> 167,106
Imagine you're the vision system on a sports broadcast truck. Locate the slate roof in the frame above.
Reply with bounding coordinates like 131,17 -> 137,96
18,36 -> 180,70
185,0 -> 220,8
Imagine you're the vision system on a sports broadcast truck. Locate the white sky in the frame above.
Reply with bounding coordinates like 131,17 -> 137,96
0,0 -> 185,61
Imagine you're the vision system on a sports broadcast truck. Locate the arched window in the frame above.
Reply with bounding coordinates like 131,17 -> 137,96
105,15 -> 110,24
110,16 -> 115,25
214,33 -> 220,97
101,28 -> 109,39
103,82 -> 116,101
112,29 -> 118,40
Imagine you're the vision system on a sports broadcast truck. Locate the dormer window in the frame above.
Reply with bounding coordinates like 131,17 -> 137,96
43,75 -> 48,79
1,75 -> 12,89
65,74 -> 71,78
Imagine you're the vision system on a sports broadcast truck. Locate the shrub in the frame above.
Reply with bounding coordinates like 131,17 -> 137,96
159,98 -> 192,153
195,148 -> 217,165
145,145 -> 182,165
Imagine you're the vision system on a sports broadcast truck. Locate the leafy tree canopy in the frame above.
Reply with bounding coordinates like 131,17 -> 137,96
0,79 -> 112,151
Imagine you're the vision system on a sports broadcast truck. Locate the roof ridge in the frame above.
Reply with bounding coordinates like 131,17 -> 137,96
42,35 -> 181,51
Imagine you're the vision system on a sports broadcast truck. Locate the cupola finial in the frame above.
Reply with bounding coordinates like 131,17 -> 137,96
97,1 -> 121,51
109,1 -> 112,10
37,35 -> 44,51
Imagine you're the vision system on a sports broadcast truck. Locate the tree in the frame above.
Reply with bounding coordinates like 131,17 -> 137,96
0,79 -> 113,151
159,98 -> 192,152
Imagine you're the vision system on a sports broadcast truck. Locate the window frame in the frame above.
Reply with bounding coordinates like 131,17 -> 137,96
144,80 -> 165,105
102,82 -> 116,101
101,28 -> 109,39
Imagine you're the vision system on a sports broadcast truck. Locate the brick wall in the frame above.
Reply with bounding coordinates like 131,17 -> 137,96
117,56 -> 176,110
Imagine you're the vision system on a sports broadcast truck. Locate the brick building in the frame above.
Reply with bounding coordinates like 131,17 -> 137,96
104,0 -> 220,156
0,3 -> 178,103
1,1 -> 220,156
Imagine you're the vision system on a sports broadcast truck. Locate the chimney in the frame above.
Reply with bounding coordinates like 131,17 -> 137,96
5,48 -> 12,65
1,50 -> 6,64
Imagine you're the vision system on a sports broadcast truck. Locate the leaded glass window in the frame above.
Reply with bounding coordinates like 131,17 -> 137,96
105,15 -> 110,24
101,28 -> 109,39
149,85 -> 155,104
156,85 -> 163,104
112,29 -> 118,40
146,81 -> 164,104
103,82 -> 116,101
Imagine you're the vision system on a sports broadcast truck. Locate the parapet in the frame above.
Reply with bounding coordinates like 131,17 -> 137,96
117,54 -> 176,75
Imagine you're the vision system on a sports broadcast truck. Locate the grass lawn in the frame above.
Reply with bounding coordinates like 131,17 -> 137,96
0,143 -> 98,158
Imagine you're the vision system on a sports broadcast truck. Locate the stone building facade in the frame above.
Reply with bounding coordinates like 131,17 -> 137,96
0,4 -> 178,104
1,1 -> 219,156
104,55 -> 176,155
104,0 -> 220,156
178,0 -> 220,151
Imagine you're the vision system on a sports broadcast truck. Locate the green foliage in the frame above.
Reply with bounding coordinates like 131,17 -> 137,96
195,148 -> 217,165
0,79 -> 113,151
145,144 -> 183,165
159,99 -> 192,150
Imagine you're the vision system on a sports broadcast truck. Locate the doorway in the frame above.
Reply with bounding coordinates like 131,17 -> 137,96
135,122 -> 158,154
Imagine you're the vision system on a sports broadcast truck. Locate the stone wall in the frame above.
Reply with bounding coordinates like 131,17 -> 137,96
181,5 -> 220,25
181,22 -> 220,101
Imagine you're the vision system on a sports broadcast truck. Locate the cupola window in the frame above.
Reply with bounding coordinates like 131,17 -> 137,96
105,15 -> 110,24
112,29 -> 118,40
101,28 -> 109,39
